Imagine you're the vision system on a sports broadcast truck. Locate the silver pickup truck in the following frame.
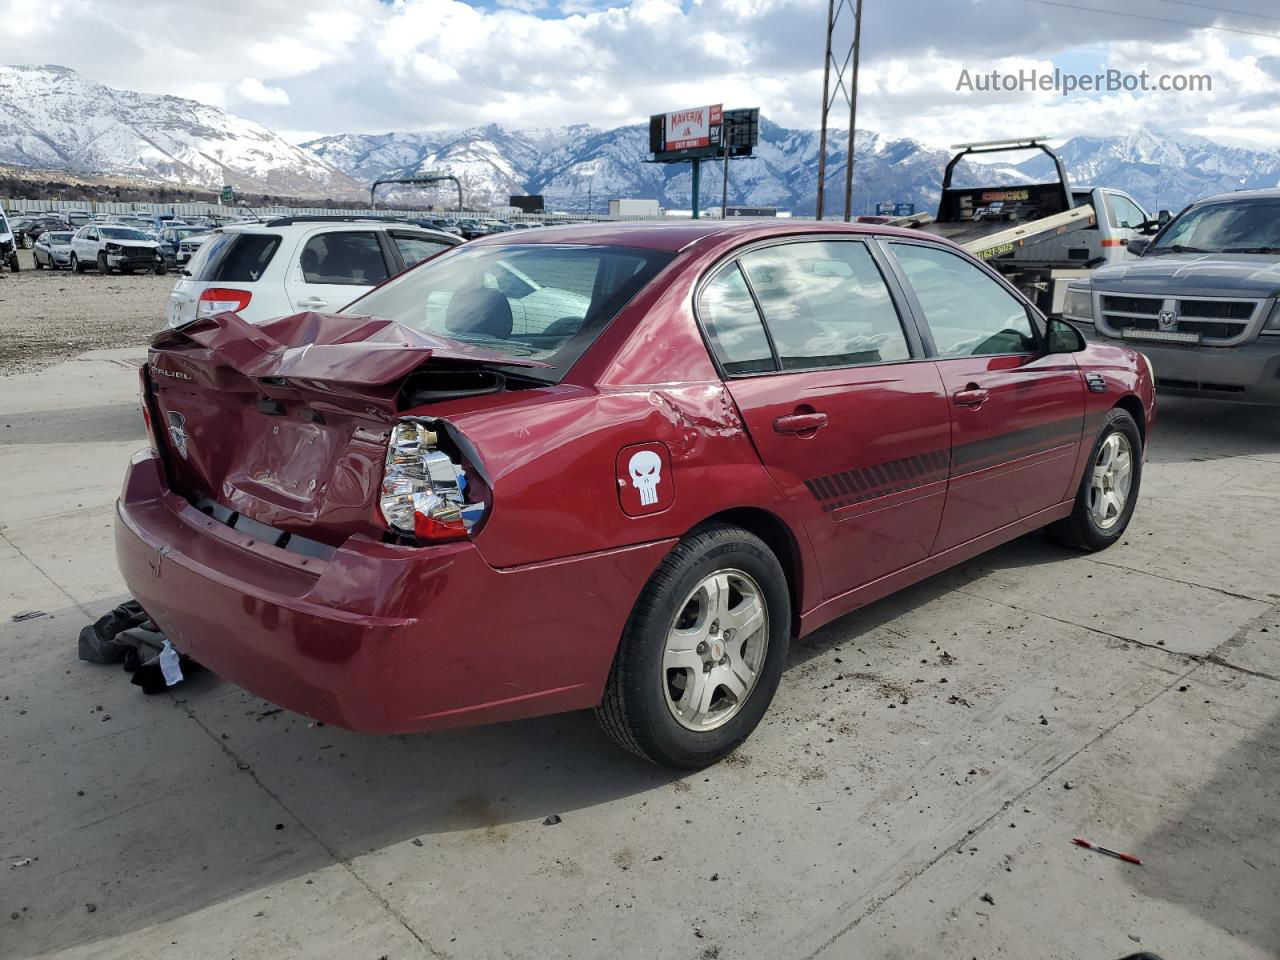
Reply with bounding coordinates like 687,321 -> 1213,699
1063,188 -> 1280,404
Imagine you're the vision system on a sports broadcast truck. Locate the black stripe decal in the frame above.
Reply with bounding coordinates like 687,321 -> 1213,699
806,414 -> 1085,505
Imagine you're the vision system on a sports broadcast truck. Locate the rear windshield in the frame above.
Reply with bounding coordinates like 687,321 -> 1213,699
45,232 -> 74,243
340,243 -> 674,382
188,232 -> 282,282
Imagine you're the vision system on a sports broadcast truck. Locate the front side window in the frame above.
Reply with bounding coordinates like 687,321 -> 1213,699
889,243 -> 1036,357
392,233 -> 452,269
340,243 -> 672,383
1107,195 -> 1147,229
737,240 -> 911,370
300,231 -> 389,286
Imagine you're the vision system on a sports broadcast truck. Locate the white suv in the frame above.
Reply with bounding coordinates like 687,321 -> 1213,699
166,217 -> 461,328
70,224 -> 165,274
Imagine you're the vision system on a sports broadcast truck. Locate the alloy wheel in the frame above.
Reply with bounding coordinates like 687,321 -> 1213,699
1089,432 -> 1133,530
662,569 -> 769,731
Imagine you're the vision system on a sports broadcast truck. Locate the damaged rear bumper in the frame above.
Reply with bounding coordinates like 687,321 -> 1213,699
115,451 -> 673,733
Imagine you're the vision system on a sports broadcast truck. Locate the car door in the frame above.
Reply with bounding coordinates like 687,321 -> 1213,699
702,237 -> 951,600
882,239 -> 1085,553
73,226 -> 96,262
284,229 -> 393,313
1103,192 -> 1150,262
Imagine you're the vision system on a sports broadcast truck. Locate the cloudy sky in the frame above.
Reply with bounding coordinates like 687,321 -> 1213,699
2,0 -> 1279,146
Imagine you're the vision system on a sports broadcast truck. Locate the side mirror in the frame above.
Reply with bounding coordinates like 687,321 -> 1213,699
1045,316 -> 1086,354
1126,237 -> 1150,256
1157,209 -> 1171,225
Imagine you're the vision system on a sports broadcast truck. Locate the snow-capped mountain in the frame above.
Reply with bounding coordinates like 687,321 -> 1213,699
308,121 -> 1280,215
1014,130 -> 1280,212
0,65 -> 362,198
3,64 -> 1277,214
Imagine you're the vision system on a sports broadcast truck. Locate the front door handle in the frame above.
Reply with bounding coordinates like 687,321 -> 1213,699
296,297 -> 328,309
952,385 -> 990,407
773,411 -> 829,434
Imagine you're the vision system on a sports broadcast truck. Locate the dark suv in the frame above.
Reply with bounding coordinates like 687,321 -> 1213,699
1064,188 -> 1280,403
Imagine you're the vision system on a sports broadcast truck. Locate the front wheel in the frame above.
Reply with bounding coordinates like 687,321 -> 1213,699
97,253 -> 110,274
155,262 -> 167,276
1048,408 -> 1143,551
34,253 -> 44,270
596,523 -> 791,768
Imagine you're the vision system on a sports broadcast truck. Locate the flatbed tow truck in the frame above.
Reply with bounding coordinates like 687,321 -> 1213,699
889,136 -> 1161,313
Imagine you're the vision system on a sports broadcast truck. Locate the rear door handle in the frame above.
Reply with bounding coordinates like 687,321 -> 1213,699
952,386 -> 989,407
773,411 -> 829,434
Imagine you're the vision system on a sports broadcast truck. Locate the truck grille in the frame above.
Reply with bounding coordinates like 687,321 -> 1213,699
1097,293 -> 1263,346
122,245 -> 154,260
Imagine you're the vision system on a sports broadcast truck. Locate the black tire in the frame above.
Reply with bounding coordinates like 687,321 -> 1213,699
8,253 -> 18,273
34,253 -> 44,270
596,523 -> 791,769
71,254 -> 83,274
97,253 -> 110,274
155,262 -> 167,276
1048,408 -> 1143,551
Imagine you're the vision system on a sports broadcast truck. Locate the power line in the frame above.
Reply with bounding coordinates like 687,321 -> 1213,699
1148,0 -> 1280,25
1009,0 -> 1280,39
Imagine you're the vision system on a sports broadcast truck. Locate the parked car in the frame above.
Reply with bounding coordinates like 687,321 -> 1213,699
64,209 -> 93,228
33,230 -> 76,270
0,210 -> 18,272
413,217 -> 463,237
1064,187 -> 1280,404
120,221 -> 1155,768
70,224 -> 166,274
166,216 -> 460,327
157,225 -> 211,267
456,219 -> 490,240
11,215 -> 66,248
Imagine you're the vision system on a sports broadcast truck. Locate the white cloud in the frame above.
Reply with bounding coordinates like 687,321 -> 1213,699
237,77 -> 291,106
0,0 -> 1277,149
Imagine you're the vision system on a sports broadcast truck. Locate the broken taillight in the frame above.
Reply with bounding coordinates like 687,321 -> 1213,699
378,421 -> 487,543
197,287 -> 252,316
138,366 -> 158,452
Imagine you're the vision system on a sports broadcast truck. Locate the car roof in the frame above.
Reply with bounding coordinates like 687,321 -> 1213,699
1192,187 -> 1280,205
464,219 -> 941,252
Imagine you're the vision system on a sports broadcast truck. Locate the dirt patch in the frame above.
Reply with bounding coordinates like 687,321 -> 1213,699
0,250 -> 169,375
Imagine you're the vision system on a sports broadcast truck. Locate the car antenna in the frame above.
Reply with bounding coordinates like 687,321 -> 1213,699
236,199 -> 265,223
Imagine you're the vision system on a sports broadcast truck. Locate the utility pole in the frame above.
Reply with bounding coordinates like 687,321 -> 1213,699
815,0 -> 863,221
691,158 -> 701,219
721,116 -> 732,218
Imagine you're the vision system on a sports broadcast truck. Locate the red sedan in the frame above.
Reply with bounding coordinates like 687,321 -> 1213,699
117,221 -> 1155,768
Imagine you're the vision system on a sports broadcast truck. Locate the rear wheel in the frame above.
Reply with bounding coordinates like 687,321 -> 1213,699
596,523 -> 791,768
1048,408 -> 1142,551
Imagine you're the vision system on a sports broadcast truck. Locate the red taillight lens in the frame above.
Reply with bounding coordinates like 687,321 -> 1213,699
138,366 -> 158,452
197,287 -> 252,316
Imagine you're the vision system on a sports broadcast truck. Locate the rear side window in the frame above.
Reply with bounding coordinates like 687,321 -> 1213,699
889,243 -> 1036,357
738,240 -> 911,370
300,231 -> 388,286
191,233 -> 282,283
698,264 -> 774,375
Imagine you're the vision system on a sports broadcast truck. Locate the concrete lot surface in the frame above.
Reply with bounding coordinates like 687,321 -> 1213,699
1,350 -> 1277,960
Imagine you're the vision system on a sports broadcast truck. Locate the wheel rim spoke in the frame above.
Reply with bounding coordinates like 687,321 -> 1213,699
662,568 -> 770,732
1089,432 -> 1134,530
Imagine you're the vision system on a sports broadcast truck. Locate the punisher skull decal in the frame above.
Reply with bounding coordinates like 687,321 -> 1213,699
616,442 -> 674,516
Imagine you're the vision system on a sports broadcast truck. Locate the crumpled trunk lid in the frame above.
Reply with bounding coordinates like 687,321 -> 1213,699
144,310 -> 537,544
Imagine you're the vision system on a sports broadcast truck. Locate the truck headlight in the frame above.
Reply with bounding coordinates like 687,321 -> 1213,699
1064,286 -> 1094,321
1263,300 -> 1280,335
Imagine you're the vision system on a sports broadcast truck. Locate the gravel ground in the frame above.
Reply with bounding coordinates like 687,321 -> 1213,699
0,248 -> 171,375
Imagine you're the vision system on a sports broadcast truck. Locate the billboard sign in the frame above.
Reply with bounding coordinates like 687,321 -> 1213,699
665,104 -> 721,151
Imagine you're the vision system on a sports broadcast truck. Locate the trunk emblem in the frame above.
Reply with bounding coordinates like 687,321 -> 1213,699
166,411 -> 190,460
